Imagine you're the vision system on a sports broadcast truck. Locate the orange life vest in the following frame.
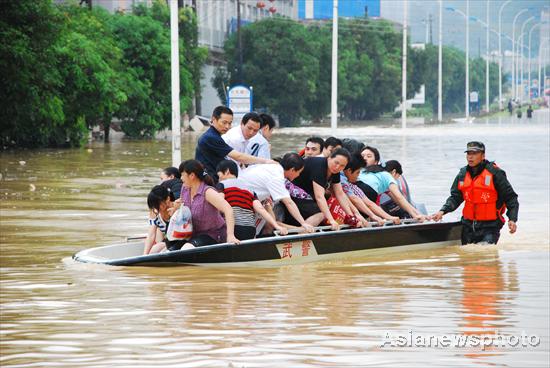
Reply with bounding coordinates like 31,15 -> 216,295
458,167 -> 505,222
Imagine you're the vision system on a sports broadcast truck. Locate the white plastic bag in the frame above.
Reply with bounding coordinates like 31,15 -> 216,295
166,205 -> 193,241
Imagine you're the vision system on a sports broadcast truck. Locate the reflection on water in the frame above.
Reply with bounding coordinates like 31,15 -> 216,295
1,112 -> 549,366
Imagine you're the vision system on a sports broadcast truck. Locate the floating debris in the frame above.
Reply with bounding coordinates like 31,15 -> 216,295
87,149 -> 93,153
29,184 -> 36,191
19,161 -> 26,166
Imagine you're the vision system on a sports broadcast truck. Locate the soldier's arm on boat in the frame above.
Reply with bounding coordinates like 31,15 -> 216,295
279,198 -> 315,232
204,188 -> 240,245
227,150 -> 276,165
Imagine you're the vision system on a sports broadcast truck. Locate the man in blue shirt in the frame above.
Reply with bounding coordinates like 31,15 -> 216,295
195,106 -> 275,182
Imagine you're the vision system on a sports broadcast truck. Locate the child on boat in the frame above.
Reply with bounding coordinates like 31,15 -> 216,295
216,160 -> 288,240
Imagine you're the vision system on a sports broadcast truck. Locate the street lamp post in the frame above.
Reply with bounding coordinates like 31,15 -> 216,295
445,3 -> 470,120
471,15 -> 499,113
331,0 -> 338,131
498,0 -> 512,110
438,0 -> 443,122
466,0 -> 469,120
539,39 -> 550,99
485,0 -> 490,113
519,16 -> 536,102
528,23 -> 541,101
512,9 -> 529,100
402,0 -> 408,129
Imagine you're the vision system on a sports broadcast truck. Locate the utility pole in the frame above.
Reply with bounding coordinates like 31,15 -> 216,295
429,13 -> 433,45
438,0 -> 442,122
237,0 -> 243,83
402,0 -> 408,129
170,0 -> 181,167
485,0 -> 489,113
190,0 -> 201,116
331,0 -> 339,131
466,0 -> 470,121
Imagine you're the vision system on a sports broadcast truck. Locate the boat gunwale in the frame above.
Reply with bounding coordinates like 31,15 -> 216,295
73,221 -> 461,265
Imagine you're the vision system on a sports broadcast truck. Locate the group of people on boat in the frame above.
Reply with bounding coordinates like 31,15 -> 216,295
144,106 -> 519,255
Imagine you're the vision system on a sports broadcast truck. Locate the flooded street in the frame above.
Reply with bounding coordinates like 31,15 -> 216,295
1,111 -> 549,367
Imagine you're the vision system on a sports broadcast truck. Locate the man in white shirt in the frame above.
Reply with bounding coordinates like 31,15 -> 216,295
240,153 -> 315,233
222,112 -> 261,155
246,113 -> 276,159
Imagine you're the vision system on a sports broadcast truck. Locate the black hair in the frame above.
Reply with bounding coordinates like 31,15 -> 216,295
241,112 -> 261,126
329,147 -> 351,163
345,154 -> 366,172
341,138 -> 366,156
384,160 -> 403,175
163,166 -> 181,179
277,152 -> 305,171
179,159 -> 214,186
147,185 -> 170,211
216,160 -> 239,177
361,145 -> 381,163
305,136 -> 324,148
259,113 -> 276,129
212,105 -> 233,120
324,137 -> 343,149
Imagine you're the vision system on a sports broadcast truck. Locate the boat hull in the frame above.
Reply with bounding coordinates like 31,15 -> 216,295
73,221 -> 462,267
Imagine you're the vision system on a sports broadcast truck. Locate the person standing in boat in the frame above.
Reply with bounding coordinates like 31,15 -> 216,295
222,112 -> 262,166
245,113 -> 276,160
176,160 -> 240,249
431,141 -> 519,245
299,136 -> 324,158
195,106 -> 275,183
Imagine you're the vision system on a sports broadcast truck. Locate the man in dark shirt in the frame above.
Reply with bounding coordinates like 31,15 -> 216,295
432,141 -> 519,244
195,106 -> 275,182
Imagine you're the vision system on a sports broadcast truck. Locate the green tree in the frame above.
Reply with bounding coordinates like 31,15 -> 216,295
55,3 -> 127,142
213,17 -> 321,126
410,44 -> 506,114
0,0 -> 72,147
112,0 -> 197,137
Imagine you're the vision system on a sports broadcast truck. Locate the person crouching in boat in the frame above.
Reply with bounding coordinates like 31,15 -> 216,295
340,154 -> 400,225
144,185 -> 176,255
216,160 -> 288,240
176,160 -> 240,250
289,148 -> 367,230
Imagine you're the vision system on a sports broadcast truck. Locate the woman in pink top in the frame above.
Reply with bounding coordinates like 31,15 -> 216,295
172,160 -> 239,250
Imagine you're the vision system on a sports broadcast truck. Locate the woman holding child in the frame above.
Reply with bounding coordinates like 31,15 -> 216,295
144,160 -> 239,254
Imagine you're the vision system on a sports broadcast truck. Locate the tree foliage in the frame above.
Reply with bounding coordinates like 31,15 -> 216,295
0,0 -> 204,148
213,17 -> 423,125
410,44 -> 505,113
